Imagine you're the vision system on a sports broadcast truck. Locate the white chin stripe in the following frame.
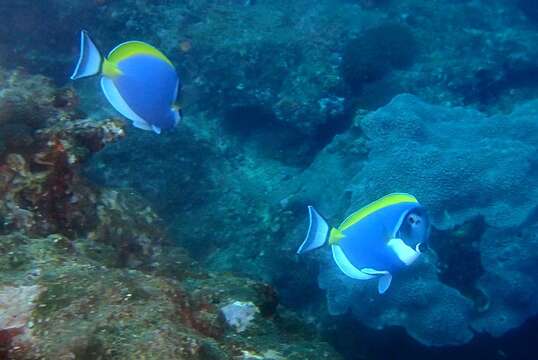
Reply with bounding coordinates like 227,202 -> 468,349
387,238 -> 420,265
331,245 -> 375,280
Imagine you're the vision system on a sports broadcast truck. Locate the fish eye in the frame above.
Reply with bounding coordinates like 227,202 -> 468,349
408,213 -> 420,225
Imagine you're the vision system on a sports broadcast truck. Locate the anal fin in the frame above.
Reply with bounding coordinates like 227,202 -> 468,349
377,273 -> 392,294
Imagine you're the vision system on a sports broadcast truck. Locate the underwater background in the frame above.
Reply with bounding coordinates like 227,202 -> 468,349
1,0 -> 538,359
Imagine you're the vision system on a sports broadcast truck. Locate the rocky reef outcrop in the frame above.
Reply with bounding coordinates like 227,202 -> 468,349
71,0 -> 538,351
0,69 -> 125,238
0,67 -> 339,359
89,86 -> 538,350
94,93 -> 538,348
5,0 -> 538,357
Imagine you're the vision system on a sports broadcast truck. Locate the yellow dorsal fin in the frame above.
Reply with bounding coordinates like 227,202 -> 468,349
107,41 -> 173,67
102,59 -> 123,78
338,193 -> 418,231
328,228 -> 346,245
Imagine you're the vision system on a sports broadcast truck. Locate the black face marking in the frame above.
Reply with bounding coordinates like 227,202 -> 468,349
398,208 -> 430,250
408,213 -> 421,226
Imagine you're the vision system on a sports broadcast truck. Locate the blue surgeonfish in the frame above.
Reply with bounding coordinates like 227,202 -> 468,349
70,30 -> 181,134
297,193 -> 430,294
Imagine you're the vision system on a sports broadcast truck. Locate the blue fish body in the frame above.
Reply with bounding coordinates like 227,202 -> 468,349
113,55 -> 180,130
70,30 -> 181,134
297,193 -> 430,294
339,201 -> 422,273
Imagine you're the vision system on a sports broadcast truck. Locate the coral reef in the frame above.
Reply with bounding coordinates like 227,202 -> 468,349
0,67 -> 339,359
318,251 -> 475,346
89,89 -> 538,348
4,0 -> 538,357
8,0 -> 538,115
0,69 -> 125,237
93,90 -> 538,348
473,224 -> 538,338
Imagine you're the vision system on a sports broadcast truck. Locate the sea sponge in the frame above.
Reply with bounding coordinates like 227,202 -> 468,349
341,23 -> 417,91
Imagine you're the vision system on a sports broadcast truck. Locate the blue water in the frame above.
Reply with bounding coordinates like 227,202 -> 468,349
1,0 -> 538,359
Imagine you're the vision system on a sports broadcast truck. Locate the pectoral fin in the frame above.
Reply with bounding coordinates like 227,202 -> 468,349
378,273 -> 392,294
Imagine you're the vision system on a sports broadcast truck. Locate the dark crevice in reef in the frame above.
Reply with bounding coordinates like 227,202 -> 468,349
341,22 -> 417,93
429,216 -> 489,310
223,105 -> 311,165
459,59 -> 538,107
222,104 -> 354,167
222,105 -> 275,135
324,314 -> 538,360
274,255 -> 324,309
86,125 -> 217,219
312,106 -> 355,152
